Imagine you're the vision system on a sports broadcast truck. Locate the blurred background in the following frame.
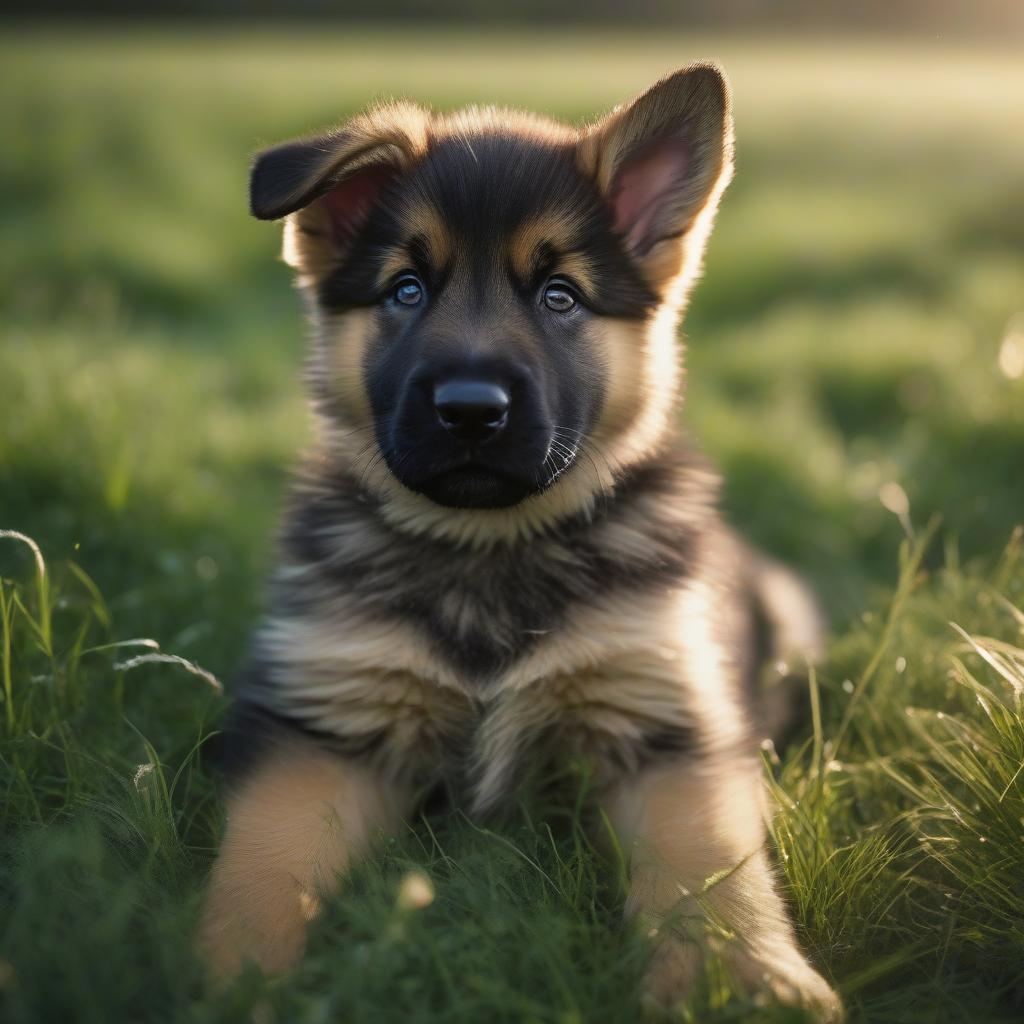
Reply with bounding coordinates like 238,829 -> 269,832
1,2 -> 1022,675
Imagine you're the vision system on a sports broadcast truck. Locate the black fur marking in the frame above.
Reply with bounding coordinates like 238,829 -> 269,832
214,661 -> 326,784
250,134 -> 337,221
276,452 -> 705,683
744,584 -> 775,699
568,718 -> 698,778
218,660 -> 400,781
637,722 -> 698,761
480,715 -> 699,812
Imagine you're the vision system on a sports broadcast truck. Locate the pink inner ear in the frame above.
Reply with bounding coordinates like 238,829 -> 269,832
610,139 -> 691,256
319,163 -> 398,245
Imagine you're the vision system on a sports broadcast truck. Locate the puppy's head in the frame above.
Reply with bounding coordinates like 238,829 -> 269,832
252,65 -> 733,536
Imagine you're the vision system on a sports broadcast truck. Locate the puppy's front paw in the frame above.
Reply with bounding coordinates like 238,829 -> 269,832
639,936 -> 702,1012
197,885 -> 312,981
640,936 -> 843,1022
726,943 -> 844,1023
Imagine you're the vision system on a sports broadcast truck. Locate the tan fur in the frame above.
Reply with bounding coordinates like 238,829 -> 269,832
317,308 -> 376,429
468,533 -> 751,810
361,455 -> 614,548
589,313 -> 680,473
251,603 -> 475,784
282,199 -> 338,280
373,246 -> 417,293
507,213 -> 596,295
437,103 -> 574,148
472,640 -> 695,813
198,742 -> 407,978
376,202 -> 455,281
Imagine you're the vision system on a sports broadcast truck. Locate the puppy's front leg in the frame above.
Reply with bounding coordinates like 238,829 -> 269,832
605,757 -> 842,1021
198,739 -> 406,979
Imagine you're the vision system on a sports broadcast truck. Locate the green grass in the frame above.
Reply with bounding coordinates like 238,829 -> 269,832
1,27 -> 1023,1022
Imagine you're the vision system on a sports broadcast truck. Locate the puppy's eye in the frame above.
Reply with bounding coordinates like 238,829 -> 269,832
542,281 -> 577,313
392,275 -> 424,307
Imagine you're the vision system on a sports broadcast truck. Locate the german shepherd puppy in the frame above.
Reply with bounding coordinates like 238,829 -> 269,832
198,64 -> 842,1020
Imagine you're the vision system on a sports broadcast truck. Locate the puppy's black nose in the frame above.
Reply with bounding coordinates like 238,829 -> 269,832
433,380 -> 510,444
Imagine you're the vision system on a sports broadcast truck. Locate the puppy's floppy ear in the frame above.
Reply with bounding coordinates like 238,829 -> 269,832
250,101 -> 431,279
579,64 -> 733,286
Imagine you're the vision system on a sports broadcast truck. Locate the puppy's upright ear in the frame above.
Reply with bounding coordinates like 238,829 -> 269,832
579,64 -> 733,289
250,102 -> 431,282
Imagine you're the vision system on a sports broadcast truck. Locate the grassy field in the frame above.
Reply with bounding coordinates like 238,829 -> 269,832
2,27 -> 1023,1023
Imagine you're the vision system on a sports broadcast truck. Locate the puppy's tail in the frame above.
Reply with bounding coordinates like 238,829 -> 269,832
747,550 -> 827,746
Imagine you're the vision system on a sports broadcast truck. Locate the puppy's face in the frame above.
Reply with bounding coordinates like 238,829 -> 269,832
319,133 -> 659,509
252,67 -> 733,517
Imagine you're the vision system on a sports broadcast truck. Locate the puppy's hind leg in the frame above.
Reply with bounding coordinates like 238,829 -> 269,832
197,737 -> 407,980
746,548 -> 827,746
604,756 -> 842,1021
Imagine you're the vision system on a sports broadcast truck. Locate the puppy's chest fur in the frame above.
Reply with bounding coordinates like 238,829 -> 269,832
235,449 -> 742,804
281,457 -> 702,675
